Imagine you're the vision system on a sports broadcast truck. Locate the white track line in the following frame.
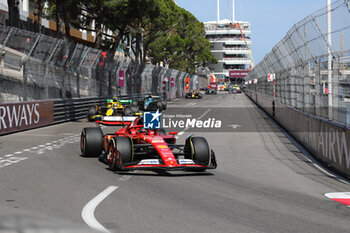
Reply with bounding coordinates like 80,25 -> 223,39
175,109 -> 211,138
82,186 -> 118,232
265,112 -> 350,185
198,109 -> 211,120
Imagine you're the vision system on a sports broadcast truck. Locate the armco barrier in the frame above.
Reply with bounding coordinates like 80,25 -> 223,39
53,93 -> 161,124
246,91 -> 350,178
53,97 -> 108,124
0,93 -> 164,135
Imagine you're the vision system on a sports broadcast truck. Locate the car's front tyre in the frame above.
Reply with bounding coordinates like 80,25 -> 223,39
108,137 -> 133,171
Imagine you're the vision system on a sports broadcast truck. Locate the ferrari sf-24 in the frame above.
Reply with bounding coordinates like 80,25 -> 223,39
80,117 -> 217,171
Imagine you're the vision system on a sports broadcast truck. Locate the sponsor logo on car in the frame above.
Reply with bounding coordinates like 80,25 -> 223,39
178,159 -> 195,165
137,159 -> 160,165
103,116 -> 137,122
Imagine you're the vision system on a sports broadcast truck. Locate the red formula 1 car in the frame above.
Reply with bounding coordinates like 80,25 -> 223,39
80,117 -> 217,171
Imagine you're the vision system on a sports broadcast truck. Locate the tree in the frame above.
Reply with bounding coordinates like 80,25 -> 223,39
45,0 -> 71,38
142,0 -> 178,62
7,0 -> 20,28
27,0 -> 216,73
148,6 -> 217,72
33,0 -> 44,32
68,0 -> 109,48
55,0 -> 70,39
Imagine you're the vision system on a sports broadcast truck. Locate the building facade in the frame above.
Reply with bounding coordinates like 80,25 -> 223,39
204,19 -> 252,83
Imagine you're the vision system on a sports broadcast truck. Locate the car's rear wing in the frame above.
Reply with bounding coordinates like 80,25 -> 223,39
95,116 -> 138,126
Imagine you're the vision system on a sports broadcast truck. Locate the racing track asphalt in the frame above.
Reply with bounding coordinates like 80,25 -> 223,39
1,92 -> 350,233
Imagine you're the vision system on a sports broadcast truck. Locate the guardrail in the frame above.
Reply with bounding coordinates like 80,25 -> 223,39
54,97 -> 109,124
53,93 -> 161,124
0,93 -> 164,136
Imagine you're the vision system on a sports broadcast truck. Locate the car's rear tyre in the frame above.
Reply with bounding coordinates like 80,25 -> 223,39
138,101 -> 145,111
108,137 -> 132,171
185,137 -> 210,166
81,127 -> 103,157
87,106 -> 97,121
156,102 -> 163,111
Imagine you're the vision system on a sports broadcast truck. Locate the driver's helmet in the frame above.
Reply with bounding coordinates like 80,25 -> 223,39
113,103 -> 118,108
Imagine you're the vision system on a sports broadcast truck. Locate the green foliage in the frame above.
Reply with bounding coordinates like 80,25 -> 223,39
148,3 -> 217,72
35,0 -> 217,72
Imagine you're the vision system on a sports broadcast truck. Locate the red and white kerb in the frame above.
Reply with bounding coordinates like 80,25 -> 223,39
325,192 -> 350,207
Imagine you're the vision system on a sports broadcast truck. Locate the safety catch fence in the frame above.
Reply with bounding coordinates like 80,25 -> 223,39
0,25 -> 189,103
246,0 -> 350,127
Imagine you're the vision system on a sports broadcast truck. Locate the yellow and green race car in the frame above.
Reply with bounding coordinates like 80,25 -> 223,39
87,98 -> 139,122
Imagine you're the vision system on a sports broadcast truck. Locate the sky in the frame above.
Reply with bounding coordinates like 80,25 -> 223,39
175,0 -> 329,64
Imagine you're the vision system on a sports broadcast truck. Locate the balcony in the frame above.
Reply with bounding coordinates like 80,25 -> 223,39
219,57 -> 252,65
207,37 -> 251,45
210,48 -> 250,55
205,29 -> 252,36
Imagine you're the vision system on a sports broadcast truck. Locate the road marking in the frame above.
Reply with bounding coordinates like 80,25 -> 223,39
119,175 -> 132,181
1,134 -> 81,169
263,109 -> 350,185
118,171 -> 137,181
0,157 -> 28,168
174,109 -> 211,136
20,134 -> 63,137
198,109 -> 211,120
82,186 -> 118,232
227,124 -> 242,129
325,192 -> 350,207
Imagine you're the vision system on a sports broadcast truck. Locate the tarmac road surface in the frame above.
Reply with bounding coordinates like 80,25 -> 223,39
1,93 -> 350,233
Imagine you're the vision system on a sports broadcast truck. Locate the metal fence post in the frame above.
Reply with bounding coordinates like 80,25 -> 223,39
43,39 -> 61,99
21,33 -> 41,101
315,59 -> 321,117
88,50 -> 101,96
77,47 -> 91,98
0,27 -> 15,67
